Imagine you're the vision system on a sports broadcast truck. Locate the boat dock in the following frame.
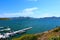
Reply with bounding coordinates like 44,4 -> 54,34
0,27 -> 32,39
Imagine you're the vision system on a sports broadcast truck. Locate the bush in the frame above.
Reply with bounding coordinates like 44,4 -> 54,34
49,36 -> 60,40
12,34 -> 37,40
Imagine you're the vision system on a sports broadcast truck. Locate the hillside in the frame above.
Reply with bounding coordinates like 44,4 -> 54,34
12,27 -> 60,40
35,27 -> 60,40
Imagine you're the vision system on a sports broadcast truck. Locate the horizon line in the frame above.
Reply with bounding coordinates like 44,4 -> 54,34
0,16 -> 60,18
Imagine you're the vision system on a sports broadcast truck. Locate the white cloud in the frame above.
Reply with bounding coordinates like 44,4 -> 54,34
20,7 -> 38,17
0,7 -> 38,18
36,13 -> 60,18
40,13 -> 53,18
0,7 -> 60,18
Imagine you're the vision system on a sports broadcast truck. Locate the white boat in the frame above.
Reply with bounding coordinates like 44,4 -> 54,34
0,28 -> 11,32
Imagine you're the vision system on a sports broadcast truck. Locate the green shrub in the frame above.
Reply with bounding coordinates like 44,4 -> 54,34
49,36 -> 60,40
12,34 -> 37,40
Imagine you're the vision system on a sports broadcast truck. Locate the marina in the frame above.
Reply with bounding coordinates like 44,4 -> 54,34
0,27 -> 32,40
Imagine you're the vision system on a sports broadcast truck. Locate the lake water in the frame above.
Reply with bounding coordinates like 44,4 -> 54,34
0,18 -> 60,39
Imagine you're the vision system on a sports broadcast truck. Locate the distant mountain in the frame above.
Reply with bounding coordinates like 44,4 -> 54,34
10,17 -> 60,22
10,17 -> 37,21
10,16 -> 60,19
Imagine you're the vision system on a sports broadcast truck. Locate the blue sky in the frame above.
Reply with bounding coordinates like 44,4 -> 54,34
0,0 -> 60,18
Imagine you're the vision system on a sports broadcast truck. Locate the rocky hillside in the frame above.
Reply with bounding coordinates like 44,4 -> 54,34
35,27 -> 60,40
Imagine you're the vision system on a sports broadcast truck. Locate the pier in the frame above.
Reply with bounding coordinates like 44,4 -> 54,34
0,27 -> 32,39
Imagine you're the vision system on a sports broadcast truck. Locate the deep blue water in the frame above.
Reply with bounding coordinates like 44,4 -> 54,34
0,18 -> 60,34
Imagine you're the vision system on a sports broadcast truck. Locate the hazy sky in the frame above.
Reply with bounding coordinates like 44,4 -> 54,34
0,0 -> 60,18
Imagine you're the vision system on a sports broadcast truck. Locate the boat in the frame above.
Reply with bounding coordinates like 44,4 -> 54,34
0,28 -> 11,32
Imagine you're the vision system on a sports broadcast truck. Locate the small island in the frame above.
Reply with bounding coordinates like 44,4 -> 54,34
0,18 -> 9,20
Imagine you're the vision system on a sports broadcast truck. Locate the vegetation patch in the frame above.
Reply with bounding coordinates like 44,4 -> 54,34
12,34 -> 37,40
